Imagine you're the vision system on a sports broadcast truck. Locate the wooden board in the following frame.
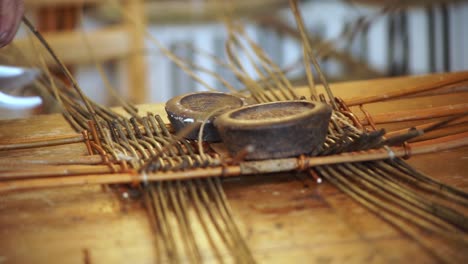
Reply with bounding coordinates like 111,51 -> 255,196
0,72 -> 467,263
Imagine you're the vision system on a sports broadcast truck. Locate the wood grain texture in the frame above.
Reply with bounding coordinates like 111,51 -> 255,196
123,0 -> 148,104
0,72 -> 467,263
24,0 -> 103,8
3,26 -> 131,67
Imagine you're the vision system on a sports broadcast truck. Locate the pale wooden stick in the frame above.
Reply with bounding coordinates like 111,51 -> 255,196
0,133 -> 83,144
346,71 -> 468,106
0,165 -> 115,179
404,83 -> 468,98
0,135 -> 84,151
0,155 -> 103,167
360,103 -> 468,125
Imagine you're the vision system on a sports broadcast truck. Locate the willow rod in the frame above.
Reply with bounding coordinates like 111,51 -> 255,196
0,131 -> 466,192
346,71 -> 468,106
385,116 -> 468,137
0,155 -> 103,167
0,121 -> 173,152
404,83 -> 468,98
289,0 -> 338,107
0,135 -> 84,151
359,103 -> 468,125
0,165 -> 116,179
388,124 -> 468,144
22,17 -> 100,131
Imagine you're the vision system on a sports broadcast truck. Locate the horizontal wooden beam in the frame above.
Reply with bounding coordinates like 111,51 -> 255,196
24,0 -> 105,8
2,26 -> 131,67
351,0 -> 467,6
23,0 -> 468,10
92,0 -> 289,24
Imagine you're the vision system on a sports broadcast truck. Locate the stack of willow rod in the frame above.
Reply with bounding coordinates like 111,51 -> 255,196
1,0 -> 467,262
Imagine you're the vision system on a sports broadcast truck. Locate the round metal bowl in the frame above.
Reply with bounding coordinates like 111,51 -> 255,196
214,100 -> 332,160
165,92 -> 244,142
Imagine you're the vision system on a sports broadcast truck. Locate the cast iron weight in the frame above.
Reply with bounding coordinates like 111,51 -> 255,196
215,100 -> 332,160
165,92 -> 245,142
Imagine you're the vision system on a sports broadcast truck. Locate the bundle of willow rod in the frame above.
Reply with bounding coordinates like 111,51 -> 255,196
3,0 -> 467,262
20,12 -> 257,263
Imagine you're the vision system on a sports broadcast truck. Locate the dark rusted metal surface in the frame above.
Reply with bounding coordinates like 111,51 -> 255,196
215,100 -> 332,160
165,92 -> 244,142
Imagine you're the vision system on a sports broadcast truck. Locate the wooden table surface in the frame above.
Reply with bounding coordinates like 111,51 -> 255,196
0,72 -> 467,263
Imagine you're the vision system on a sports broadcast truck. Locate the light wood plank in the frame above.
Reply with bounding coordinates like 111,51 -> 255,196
0,73 -> 467,263
2,26 -> 130,67
24,0 -> 105,8
123,0 -> 148,103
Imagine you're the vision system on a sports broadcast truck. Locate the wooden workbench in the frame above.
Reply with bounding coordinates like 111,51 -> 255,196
0,72 -> 467,263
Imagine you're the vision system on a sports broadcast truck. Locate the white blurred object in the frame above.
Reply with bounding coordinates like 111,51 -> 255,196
0,65 -> 42,109
0,92 -> 42,109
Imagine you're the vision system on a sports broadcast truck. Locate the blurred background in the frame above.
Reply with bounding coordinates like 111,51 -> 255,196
1,0 -> 468,118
